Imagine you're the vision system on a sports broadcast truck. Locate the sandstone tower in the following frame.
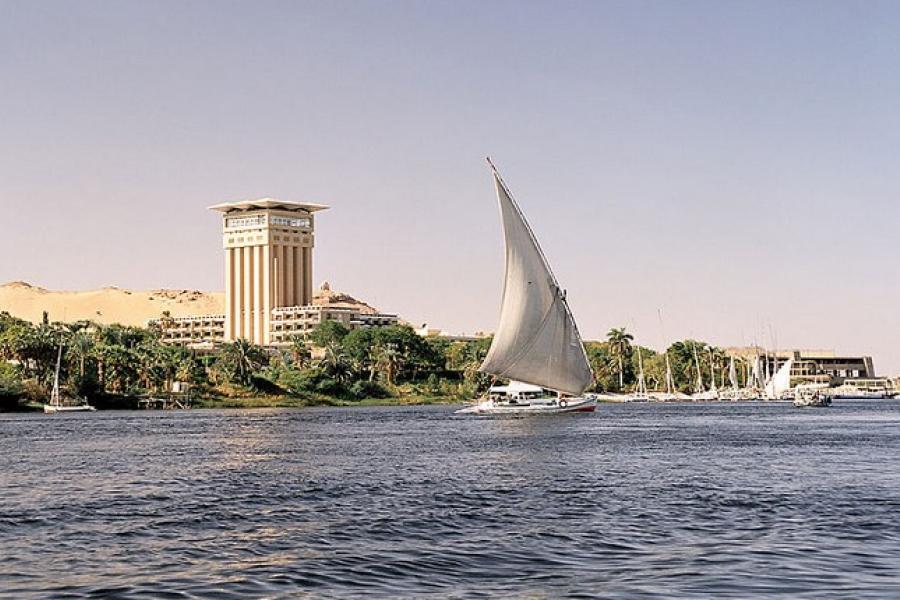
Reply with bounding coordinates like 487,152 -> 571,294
208,198 -> 329,345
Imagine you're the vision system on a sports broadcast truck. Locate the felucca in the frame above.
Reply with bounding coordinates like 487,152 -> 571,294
623,347 -> 650,403
457,160 -> 595,415
43,345 -> 96,413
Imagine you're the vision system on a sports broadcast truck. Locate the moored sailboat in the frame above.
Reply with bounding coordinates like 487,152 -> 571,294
623,347 -> 650,402
43,345 -> 96,413
457,160 -> 595,416
690,344 -> 719,401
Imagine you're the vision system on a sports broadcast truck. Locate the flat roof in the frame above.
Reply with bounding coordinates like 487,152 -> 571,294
208,197 -> 330,213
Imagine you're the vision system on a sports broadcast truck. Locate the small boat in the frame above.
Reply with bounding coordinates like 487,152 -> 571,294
649,345 -> 689,401
689,345 -> 720,401
43,345 -> 96,413
793,385 -> 831,408
457,160 -> 595,416
623,347 -> 650,402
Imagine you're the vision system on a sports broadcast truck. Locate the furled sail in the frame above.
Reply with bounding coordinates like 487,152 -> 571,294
728,356 -> 738,391
765,358 -> 793,400
478,163 -> 593,396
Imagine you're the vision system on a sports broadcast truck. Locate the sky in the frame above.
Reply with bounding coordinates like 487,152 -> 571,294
1,1 -> 899,373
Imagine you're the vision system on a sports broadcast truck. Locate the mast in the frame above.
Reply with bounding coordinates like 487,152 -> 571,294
692,343 -> 704,394
664,352 -> 675,395
729,356 -> 739,391
51,344 -> 62,408
636,346 -> 646,395
707,347 -> 717,393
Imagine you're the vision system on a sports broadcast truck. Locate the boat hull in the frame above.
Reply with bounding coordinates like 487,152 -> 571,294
456,397 -> 596,416
43,405 -> 96,413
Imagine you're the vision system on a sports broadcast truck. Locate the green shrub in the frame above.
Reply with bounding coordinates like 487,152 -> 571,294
348,380 -> 389,400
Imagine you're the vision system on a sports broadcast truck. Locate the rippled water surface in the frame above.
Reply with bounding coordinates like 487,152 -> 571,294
3,401 -> 900,598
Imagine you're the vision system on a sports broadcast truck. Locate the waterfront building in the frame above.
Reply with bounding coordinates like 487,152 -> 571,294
726,347 -> 881,386
414,324 -> 490,342
152,198 -> 399,347
209,198 -> 328,346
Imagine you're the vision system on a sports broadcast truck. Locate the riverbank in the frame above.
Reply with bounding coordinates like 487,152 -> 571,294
1,392 -> 462,412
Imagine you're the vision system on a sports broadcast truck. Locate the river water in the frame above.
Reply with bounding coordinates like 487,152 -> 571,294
2,401 -> 900,599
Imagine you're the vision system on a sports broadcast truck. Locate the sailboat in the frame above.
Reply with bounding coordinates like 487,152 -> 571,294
764,358 -> 793,400
43,345 -> 96,413
690,344 -> 719,401
719,356 -> 742,401
650,350 -> 687,402
623,347 -> 650,402
457,160 -> 595,415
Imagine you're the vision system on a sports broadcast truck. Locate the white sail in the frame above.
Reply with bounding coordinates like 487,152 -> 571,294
765,358 -> 793,400
664,352 -> 675,394
635,347 -> 647,395
478,165 -> 593,396
51,345 -> 62,408
750,356 -> 762,388
728,356 -> 738,391
692,345 -> 705,394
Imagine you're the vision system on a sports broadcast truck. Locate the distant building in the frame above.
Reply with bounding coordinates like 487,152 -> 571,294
209,197 -> 327,346
152,197 -> 399,347
414,324 -> 490,342
726,347 -> 879,385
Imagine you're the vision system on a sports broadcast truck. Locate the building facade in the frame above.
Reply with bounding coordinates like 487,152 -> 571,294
209,198 -> 328,345
727,348 -> 877,384
155,305 -> 398,348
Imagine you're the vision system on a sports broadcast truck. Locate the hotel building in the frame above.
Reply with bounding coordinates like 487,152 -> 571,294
153,198 -> 398,347
727,348 -> 881,385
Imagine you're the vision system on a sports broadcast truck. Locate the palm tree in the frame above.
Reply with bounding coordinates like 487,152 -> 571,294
606,327 -> 634,390
318,344 -> 355,385
289,335 -> 312,369
69,331 -> 94,380
219,339 -> 267,386
372,342 -> 402,385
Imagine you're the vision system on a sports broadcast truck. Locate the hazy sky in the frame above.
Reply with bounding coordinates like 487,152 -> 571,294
2,1 -> 899,373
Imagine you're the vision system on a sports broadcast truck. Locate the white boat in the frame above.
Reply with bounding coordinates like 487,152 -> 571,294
457,160 -> 595,416
831,381 -> 897,399
43,345 -> 96,413
793,385 -> 831,408
690,344 -> 720,401
764,358 -> 793,400
456,382 -> 597,415
623,347 -> 651,402
649,346 -> 689,401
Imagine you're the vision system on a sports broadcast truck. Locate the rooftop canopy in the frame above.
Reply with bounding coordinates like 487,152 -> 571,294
208,197 -> 330,214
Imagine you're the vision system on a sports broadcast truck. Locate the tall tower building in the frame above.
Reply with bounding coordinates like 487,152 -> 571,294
208,198 -> 329,345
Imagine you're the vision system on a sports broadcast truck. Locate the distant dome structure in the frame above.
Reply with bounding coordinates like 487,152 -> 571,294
320,281 -> 331,291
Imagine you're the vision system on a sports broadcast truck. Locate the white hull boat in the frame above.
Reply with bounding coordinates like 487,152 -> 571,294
44,404 -> 97,413
459,160 -> 595,417
651,392 -> 691,402
457,396 -> 596,415
43,345 -> 96,414
793,394 -> 831,408
793,384 -> 831,408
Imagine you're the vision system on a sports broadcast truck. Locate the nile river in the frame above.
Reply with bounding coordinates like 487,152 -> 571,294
2,401 -> 900,598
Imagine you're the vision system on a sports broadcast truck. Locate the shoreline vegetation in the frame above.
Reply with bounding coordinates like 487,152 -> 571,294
1,310 -> 737,412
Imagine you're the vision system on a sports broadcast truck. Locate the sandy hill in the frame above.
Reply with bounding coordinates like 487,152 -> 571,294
0,281 -> 386,327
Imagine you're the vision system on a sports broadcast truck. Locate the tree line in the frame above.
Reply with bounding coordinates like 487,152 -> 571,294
0,311 -> 741,410
590,327 -> 750,393
0,312 -> 494,409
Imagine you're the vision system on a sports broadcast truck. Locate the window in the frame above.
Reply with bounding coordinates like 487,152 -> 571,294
226,215 -> 266,228
272,216 -> 310,228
